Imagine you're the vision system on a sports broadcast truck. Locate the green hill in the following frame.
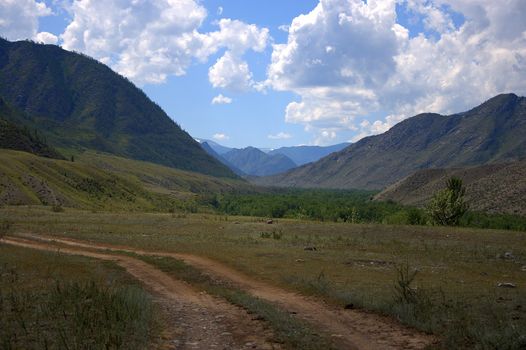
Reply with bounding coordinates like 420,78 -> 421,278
0,149 -> 250,210
0,38 -> 235,178
374,161 -> 526,216
254,94 -> 526,189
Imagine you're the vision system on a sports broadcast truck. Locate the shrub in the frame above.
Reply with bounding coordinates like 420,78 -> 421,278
427,177 -> 468,226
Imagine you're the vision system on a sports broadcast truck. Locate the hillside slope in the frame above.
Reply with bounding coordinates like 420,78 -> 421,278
0,38 -> 235,178
0,98 -> 64,159
254,94 -> 526,189
374,161 -> 526,216
223,147 -> 297,176
0,149 -> 250,210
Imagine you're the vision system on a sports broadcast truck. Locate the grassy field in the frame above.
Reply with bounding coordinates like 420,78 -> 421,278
0,234 -> 156,349
1,206 -> 525,349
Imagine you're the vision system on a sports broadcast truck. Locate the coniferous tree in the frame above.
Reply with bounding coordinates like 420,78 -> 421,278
427,177 -> 469,226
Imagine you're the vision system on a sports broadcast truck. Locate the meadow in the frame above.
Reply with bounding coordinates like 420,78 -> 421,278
1,205 -> 525,349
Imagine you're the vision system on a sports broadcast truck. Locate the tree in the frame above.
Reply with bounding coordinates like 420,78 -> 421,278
427,177 -> 468,226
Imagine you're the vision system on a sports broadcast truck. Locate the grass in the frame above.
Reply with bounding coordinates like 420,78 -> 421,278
0,149 -> 251,211
0,242 -> 156,349
2,206 -> 526,349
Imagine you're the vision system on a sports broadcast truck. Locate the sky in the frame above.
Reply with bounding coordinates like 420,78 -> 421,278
0,0 -> 525,148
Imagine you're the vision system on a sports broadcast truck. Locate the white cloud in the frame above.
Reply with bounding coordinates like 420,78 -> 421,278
213,133 -> 229,141
209,51 -> 253,91
34,31 -> 58,44
268,132 -> 292,140
278,24 -> 290,32
267,0 -> 526,143
211,94 -> 232,105
60,1 -> 269,85
0,0 -> 53,41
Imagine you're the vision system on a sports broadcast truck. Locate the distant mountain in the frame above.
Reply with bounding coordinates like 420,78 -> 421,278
222,147 -> 297,177
196,139 -> 233,155
0,38 -> 235,178
200,142 -> 245,176
0,98 -> 64,159
253,93 -> 526,189
374,161 -> 526,216
269,143 -> 351,166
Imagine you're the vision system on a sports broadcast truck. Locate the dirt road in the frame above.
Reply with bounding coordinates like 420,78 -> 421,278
2,236 -> 280,350
8,233 -> 437,350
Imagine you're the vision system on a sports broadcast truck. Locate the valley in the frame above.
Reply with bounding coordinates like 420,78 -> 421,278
1,36 -> 525,350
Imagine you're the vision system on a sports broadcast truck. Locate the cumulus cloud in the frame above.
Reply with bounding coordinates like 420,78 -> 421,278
0,0 -> 53,41
34,31 -> 58,44
209,51 -> 253,91
267,0 -> 526,143
211,94 -> 233,105
268,132 -> 292,140
61,1 -> 269,85
213,133 -> 229,141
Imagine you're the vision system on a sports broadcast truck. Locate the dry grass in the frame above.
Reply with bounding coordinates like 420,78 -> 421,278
0,239 -> 156,349
2,206 -> 525,348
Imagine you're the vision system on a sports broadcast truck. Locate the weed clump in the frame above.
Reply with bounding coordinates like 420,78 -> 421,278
0,219 -> 12,238
260,229 -> 284,240
51,204 -> 64,212
0,265 -> 153,349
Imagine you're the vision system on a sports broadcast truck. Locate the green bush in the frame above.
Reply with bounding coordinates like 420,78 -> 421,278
427,177 -> 468,226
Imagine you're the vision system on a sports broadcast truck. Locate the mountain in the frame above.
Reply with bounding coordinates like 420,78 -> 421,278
268,143 -> 351,166
200,141 -> 245,176
222,147 -> 297,177
253,94 -> 526,189
374,161 -> 526,216
196,139 -> 233,155
0,98 -> 64,159
0,38 -> 235,178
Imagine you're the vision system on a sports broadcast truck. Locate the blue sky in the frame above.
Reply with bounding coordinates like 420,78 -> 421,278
1,0 -> 525,148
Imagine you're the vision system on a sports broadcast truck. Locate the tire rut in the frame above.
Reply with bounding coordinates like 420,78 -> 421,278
1,236 -> 281,350
13,233 -> 437,350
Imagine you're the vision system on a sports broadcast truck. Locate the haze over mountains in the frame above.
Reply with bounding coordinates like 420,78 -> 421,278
254,93 -> 526,190
0,38 -> 235,178
198,138 -> 350,177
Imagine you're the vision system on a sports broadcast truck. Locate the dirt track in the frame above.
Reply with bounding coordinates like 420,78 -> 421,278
1,236 -> 279,350
4,234 -> 437,349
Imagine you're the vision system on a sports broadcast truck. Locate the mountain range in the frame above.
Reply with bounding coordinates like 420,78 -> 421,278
253,93 -> 526,190
0,38 -> 235,178
220,147 -> 297,177
198,139 -> 350,176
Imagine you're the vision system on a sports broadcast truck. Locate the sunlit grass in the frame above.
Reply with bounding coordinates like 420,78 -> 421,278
2,206 -> 525,348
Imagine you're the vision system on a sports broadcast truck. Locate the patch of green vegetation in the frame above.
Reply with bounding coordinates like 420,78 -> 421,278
0,244 -> 156,349
212,188 -> 526,231
0,101 -> 64,159
135,254 -> 335,350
